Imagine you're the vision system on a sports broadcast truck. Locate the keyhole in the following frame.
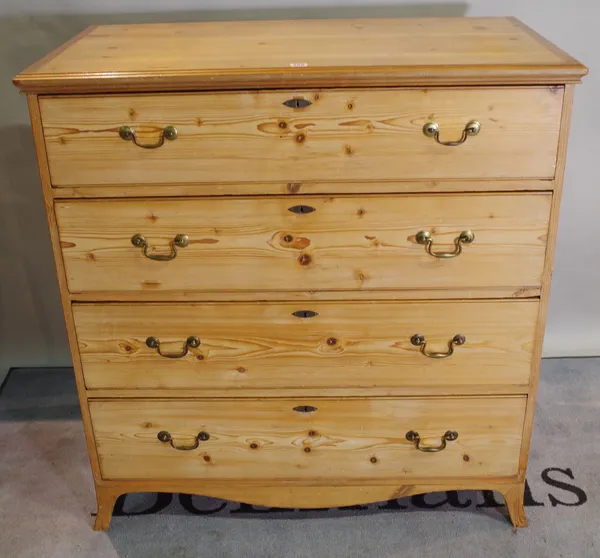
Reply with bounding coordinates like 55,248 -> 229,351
292,310 -> 318,318
288,205 -> 316,215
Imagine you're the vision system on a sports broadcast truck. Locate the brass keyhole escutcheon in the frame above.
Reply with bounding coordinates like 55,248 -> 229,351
293,405 -> 318,413
283,97 -> 312,109
292,310 -> 319,318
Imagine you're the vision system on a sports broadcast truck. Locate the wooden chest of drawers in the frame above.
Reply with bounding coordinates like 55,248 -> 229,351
14,17 -> 586,530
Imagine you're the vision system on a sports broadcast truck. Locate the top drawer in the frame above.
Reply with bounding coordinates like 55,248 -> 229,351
40,87 -> 562,187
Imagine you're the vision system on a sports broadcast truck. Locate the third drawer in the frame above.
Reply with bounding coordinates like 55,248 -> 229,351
74,300 -> 538,391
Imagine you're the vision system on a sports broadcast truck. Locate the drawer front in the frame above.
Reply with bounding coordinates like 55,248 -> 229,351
75,300 -> 538,391
56,193 -> 550,295
41,87 -> 562,186
89,397 -> 526,481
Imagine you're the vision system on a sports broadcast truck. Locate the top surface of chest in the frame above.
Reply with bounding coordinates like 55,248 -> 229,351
13,17 -> 586,94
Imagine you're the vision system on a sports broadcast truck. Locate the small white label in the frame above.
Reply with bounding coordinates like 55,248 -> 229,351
290,62 -> 308,68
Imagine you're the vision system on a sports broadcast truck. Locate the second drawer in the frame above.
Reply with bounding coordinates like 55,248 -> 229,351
56,193 -> 551,296
74,300 -> 538,391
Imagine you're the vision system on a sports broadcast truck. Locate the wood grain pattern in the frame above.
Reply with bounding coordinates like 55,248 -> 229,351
20,26 -> 97,75
85,385 -> 530,399
92,479 -> 523,530
501,481 -> 528,528
68,287 -> 542,303
74,300 -> 538,391
93,486 -> 122,531
49,179 -> 555,200
13,18 -> 587,94
26,94 -> 104,487
97,474 -> 519,489
89,397 -> 526,481
40,87 -> 563,186
55,193 -> 551,295
519,85 -> 576,476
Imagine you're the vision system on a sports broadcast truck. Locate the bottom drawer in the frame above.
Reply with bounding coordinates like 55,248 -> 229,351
90,397 -> 525,481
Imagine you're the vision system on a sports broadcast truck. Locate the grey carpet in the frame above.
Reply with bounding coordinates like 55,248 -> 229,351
0,359 -> 598,558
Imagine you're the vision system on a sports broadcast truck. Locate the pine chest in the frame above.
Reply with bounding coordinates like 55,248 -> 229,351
14,17 -> 587,529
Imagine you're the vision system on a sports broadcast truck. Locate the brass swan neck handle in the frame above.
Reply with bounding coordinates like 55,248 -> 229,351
157,430 -> 210,451
146,336 -> 200,359
410,334 -> 466,359
415,230 -> 474,259
119,125 -> 178,149
131,234 -> 189,261
406,430 -> 459,452
423,120 -> 480,146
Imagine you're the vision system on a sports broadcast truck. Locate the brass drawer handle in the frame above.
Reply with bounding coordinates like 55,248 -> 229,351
131,233 -> 189,261
422,120 -> 480,146
406,430 -> 458,452
119,125 -> 178,149
415,230 -> 474,259
146,336 -> 200,358
157,430 -> 210,451
410,334 -> 466,359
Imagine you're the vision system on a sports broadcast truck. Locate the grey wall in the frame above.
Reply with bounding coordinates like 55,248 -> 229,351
0,1 -> 597,376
